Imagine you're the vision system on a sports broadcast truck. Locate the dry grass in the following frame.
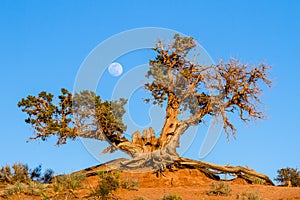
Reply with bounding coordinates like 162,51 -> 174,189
206,181 -> 232,196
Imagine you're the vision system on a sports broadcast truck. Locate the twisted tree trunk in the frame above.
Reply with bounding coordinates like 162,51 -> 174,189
117,92 -> 189,171
113,123 -> 274,185
106,92 -> 274,185
119,124 -> 187,171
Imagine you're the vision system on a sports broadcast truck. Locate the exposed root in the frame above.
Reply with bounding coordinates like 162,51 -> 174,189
175,158 -> 274,185
119,156 -> 274,185
120,150 -> 179,172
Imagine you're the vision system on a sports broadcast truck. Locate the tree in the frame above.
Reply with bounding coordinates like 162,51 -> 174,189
18,34 -> 273,185
275,167 -> 300,187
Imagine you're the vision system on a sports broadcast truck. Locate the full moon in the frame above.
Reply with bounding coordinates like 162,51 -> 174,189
108,62 -> 123,77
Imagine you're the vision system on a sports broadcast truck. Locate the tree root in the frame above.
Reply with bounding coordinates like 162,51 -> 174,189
119,156 -> 274,185
174,158 -> 274,185
120,150 -> 179,172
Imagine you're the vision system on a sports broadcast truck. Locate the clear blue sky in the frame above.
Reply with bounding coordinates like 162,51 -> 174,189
1,1 -> 300,181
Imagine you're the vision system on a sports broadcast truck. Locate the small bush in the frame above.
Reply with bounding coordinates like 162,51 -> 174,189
236,191 -> 264,200
52,173 -> 86,192
11,163 -> 30,183
27,181 -> 47,196
206,181 -> 232,196
2,180 -> 47,198
274,167 -> 300,187
89,171 -> 120,199
0,165 -> 13,183
253,177 -> 267,185
3,181 -> 27,198
29,165 -> 54,183
40,169 -> 55,183
120,177 -> 139,191
0,163 -> 30,184
30,165 -> 42,181
243,174 -> 267,185
162,194 -> 182,200
99,174 -> 119,195
0,163 -> 54,184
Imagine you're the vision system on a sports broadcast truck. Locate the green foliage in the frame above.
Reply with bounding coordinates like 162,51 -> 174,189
146,34 -> 271,137
52,173 -> 86,192
73,90 -> 128,140
206,181 -> 232,196
145,34 -> 196,107
236,191 -> 264,200
120,177 -> 139,191
18,89 -> 128,148
274,167 -> 300,187
162,193 -> 182,200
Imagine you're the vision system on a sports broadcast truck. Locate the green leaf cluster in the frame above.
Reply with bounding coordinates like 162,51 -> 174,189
18,89 -> 127,146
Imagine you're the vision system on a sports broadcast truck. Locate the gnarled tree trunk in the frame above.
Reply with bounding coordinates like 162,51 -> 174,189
119,123 -> 188,171
118,92 -> 189,171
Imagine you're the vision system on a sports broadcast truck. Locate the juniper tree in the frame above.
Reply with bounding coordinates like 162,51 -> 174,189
18,34 -> 273,185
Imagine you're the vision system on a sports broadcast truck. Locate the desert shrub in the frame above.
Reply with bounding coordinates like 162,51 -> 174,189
11,163 -> 30,183
236,191 -> 264,200
162,194 -> 182,200
253,177 -> 267,185
30,165 -> 54,183
90,170 -> 141,199
0,163 -> 54,184
30,164 -> 42,181
89,170 -> 120,199
274,167 -> 300,187
52,173 -> 86,192
0,165 -> 13,183
40,169 -> 55,183
97,169 -> 120,179
27,181 -> 47,196
120,177 -> 139,191
206,181 -> 232,196
3,181 -> 27,198
0,163 -> 31,184
2,180 -> 47,198
243,174 -> 267,185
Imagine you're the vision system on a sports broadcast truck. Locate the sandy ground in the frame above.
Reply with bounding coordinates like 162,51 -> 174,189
116,184 -> 300,200
1,163 -> 300,199
83,167 -> 300,200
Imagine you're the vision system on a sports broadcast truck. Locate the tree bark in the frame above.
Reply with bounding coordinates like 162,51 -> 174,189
159,93 -> 181,148
118,123 -> 188,171
176,158 -> 274,185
